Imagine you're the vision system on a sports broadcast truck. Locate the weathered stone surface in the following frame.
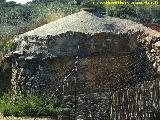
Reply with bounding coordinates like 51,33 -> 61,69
3,10 -> 160,95
155,41 -> 160,48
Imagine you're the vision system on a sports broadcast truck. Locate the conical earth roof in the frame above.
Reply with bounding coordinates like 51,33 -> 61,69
20,10 -> 149,37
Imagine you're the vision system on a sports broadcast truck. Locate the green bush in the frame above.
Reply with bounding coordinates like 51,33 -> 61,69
80,1 -> 106,15
3,36 -> 13,53
106,4 -> 160,24
0,93 -> 62,118
150,109 -> 160,120
0,32 -> 13,53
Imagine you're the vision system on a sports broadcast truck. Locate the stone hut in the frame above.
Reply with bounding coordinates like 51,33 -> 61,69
5,10 -> 160,119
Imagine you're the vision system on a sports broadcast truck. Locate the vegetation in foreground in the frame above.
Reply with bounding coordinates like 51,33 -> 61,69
0,93 -> 62,119
150,109 -> 160,120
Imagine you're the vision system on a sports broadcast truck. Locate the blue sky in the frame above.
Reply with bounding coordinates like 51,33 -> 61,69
6,0 -> 32,4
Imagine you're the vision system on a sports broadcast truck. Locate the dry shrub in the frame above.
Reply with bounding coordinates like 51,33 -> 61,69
45,11 -> 66,23
12,11 -> 66,35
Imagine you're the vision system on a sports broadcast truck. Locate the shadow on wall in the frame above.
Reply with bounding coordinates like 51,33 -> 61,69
10,31 -> 158,94
0,58 -> 12,93
145,23 -> 160,32
45,31 -> 157,93
54,32 -> 158,120
111,43 -> 157,91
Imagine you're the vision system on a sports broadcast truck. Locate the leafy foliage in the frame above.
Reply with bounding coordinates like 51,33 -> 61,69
0,93 -> 62,118
0,33 -> 13,53
150,109 -> 160,120
106,4 -> 160,24
0,1 -> 81,36
3,37 -> 13,53
81,1 -> 106,15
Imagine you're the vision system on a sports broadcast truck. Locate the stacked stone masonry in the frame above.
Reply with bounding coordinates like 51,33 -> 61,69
4,30 -> 160,119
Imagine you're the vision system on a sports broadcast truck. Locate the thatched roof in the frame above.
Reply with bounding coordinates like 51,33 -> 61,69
19,10 -> 149,37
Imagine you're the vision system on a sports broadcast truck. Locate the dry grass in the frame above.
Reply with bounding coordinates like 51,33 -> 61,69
46,12 -> 66,23
0,115 -> 54,120
0,109 -> 58,120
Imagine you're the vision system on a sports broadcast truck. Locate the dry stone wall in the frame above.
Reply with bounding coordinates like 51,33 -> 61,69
5,31 -> 157,96
139,33 -> 160,74
3,30 -> 160,119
